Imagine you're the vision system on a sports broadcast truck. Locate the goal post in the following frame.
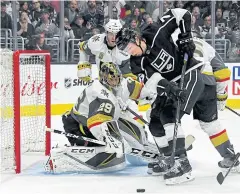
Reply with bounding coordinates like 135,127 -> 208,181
0,49 -> 51,173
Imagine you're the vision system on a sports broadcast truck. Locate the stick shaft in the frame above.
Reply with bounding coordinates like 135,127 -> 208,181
171,53 -> 188,164
226,106 -> 240,117
46,127 -> 106,146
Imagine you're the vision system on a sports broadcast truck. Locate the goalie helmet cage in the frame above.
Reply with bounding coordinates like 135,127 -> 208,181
0,50 -> 51,174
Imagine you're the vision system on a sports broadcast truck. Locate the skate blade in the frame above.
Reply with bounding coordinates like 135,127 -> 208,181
165,172 -> 195,185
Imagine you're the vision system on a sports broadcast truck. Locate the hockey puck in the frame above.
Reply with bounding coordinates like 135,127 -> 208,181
137,189 -> 145,193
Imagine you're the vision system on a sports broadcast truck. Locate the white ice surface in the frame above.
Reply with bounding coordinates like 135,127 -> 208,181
1,110 -> 240,194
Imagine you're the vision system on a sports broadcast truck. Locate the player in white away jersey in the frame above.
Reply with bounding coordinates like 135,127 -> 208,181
78,19 -> 137,81
77,19 -> 153,166
45,62 -> 181,173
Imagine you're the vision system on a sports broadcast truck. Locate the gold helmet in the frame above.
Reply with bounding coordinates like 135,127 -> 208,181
99,62 -> 122,89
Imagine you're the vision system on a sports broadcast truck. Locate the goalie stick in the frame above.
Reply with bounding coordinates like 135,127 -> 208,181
46,127 -> 106,146
216,152 -> 240,185
46,127 -> 195,162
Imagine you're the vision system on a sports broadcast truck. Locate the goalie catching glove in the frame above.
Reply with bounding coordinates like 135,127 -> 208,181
77,61 -> 92,82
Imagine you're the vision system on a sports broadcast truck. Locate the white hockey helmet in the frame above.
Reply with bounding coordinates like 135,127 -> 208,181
105,19 -> 122,34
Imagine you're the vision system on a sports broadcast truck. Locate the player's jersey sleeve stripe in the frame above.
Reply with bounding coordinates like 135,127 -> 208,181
214,68 -> 231,82
87,114 -> 113,129
127,79 -> 144,100
123,73 -> 137,80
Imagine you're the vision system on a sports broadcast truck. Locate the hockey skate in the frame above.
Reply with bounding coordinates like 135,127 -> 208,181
164,156 -> 194,185
218,145 -> 240,173
218,155 -> 240,173
147,160 -> 168,176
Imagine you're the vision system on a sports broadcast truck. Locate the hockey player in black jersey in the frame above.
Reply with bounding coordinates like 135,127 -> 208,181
116,8 -> 239,185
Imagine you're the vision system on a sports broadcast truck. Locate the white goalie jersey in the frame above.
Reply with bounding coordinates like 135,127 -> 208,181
71,78 -> 144,129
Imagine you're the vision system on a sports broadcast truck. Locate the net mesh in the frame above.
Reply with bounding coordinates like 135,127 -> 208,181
1,50 -> 47,172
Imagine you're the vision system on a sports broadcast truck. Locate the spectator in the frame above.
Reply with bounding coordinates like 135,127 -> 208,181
1,2 -> 12,30
228,10 -> 239,31
1,0 -> 12,17
222,1 -> 231,20
31,0 -> 42,27
139,13 -> 150,31
192,5 -> 204,27
40,0 -> 56,22
146,17 -> 154,25
71,14 -> 88,40
17,11 -> 35,38
123,1 -> 145,18
191,15 -> 201,33
112,6 -> 119,20
82,0 -> 104,32
92,27 -> 100,35
174,1 -> 185,8
19,1 -> 31,21
216,7 -> 227,30
35,9 -> 59,38
63,17 -> 75,41
199,14 -> 219,39
129,17 -> 140,34
66,0 -> 79,25
27,33 -> 54,57
125,7 -> 142,26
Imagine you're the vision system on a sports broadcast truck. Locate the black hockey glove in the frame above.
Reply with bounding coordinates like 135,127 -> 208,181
177,33 -> 196,60
157,79 -> 187,103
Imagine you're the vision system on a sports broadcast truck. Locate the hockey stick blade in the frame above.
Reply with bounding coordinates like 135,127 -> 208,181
185,135 -> 195,151
217,152 -> 240,185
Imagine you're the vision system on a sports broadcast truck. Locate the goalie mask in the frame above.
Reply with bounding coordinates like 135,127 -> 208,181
99,62 -> 122,89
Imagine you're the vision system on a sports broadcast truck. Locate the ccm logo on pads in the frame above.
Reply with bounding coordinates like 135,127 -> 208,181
232,66 -> 240,95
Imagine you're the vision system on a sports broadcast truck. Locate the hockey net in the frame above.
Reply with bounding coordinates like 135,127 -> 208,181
0,49 -> 51,173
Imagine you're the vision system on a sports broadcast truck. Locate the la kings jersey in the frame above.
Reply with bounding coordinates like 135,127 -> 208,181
130,8 -> 201,81
79,34 -> 136,79
70,78 -> 143,131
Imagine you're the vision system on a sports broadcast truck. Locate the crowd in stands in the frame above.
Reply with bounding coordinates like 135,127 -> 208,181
1,0 -> 240,62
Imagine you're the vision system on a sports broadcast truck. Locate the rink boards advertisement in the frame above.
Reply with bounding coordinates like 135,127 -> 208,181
49,63 -> 240,115
1,63 -> 239,116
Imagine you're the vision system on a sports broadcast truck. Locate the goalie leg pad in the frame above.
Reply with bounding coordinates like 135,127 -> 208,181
45,145 -> 126,173
101,121 -> 124,158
